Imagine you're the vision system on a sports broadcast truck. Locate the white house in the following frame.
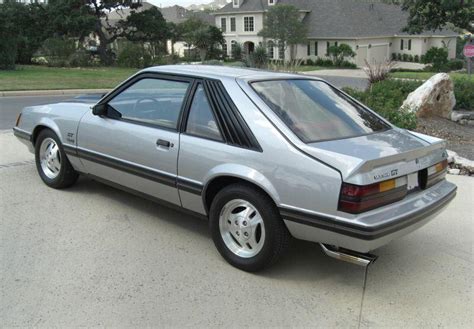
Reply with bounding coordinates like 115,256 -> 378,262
214,0 -> 458,66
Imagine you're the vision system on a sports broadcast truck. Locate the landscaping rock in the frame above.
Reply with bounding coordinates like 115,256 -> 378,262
447,150 -> 474,176
450,111 -> 474,123
402,73 -> 455,119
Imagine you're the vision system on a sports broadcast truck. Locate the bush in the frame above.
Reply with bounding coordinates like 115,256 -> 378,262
68,48 -> 93,67
397,53 -> 402,61
340,60 -> 357,68
231,42 -> 242,61
453,77 -> 474,111
327,43 -> 356,66
41,37 -> 76,67
414,55 -> 420,63
117,43 -> 152,68
391,53 -> 397,61
408,54 -> 414,62
343,79 -> 422,129
306,58 -> 315,66
423,47 -> 448,72
315,58 -> 334,67
0,36 -> 17,70
402,53 -> 409,62
446,59 -> 464,71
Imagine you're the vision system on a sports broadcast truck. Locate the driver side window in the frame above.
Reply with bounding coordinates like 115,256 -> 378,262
108,78 -> 189,129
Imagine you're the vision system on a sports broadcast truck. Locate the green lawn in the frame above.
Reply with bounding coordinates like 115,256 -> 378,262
390,71 -> 474,81
0,65 -> 138,91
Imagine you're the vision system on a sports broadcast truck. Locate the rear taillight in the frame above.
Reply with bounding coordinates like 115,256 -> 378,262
426,159 -> 448,188
338,177 -> 407,214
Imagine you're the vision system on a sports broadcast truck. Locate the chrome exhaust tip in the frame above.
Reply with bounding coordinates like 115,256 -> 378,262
320,243 -> 378,267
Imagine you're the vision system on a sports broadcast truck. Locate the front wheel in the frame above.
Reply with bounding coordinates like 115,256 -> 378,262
35,129 -> 78,189
209,184 -> 290,272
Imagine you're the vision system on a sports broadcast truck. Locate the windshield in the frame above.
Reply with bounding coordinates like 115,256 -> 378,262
252,79 -> 390,143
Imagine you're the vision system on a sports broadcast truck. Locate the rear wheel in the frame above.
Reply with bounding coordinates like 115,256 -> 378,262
35,129 -> 78,189
209,184 -> 290,272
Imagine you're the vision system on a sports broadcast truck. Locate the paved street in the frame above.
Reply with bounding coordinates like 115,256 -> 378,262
0,130 -> 472,327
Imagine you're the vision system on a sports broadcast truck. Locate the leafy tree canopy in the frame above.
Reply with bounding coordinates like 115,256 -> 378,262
258,4 -> 307,60
401,0 -> 473,33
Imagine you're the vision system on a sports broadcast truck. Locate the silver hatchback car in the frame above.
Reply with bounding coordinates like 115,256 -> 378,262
13,65 -> 456,271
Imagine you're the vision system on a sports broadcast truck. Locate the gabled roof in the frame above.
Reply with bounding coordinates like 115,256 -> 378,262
216,0 -> 458,38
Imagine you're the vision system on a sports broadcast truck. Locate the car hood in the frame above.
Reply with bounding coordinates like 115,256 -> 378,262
300,128 -> 447,185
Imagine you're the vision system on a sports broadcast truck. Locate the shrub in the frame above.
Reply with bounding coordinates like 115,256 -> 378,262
68,48 -> 93,67
306,58 -> 315,66
420,54 -> 426,63
363,60 -> 396,84
231,42 -> 242,61
408,54 -> 414,62
340,60 -> 357,69
41,37 -> 76,67
453,77 -> 474,111
397,53 -> 402,61
343,79 -> 422,129
117,42 -> 152,68
248,44 -> 268,69
0,36 -> 17,70
315,58 -> 333,67
327,43 -> 356,66
402,53 -> 409,62
423,47 -> 448,72
391,53 -> 397,61
446,59 -> 464,71
414,55 -> 420,63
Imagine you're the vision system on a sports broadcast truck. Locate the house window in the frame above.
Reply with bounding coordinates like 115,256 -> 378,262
326,41 -> 330,56
230,17 -> 236,32
278,42 -> 285,60
268,0 -> 275,5
307,42 -> 311,56
315,41 -> 318,56
233,0 -> 239,7
221,18 -> 227,33
400,39 -> 404,50
244,16 -> 254,32
267,41 -> 275,59
408,39 -> 412,50
335,41 -> 338,47
222,42 -> 228,56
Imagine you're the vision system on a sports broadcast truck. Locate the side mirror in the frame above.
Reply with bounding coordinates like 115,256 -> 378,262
92,104 -> 107,116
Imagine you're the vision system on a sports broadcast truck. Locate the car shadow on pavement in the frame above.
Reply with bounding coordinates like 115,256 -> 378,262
63,176 -> 368,283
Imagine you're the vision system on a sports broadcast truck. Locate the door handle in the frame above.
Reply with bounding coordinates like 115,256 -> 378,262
156,139 -> 171,148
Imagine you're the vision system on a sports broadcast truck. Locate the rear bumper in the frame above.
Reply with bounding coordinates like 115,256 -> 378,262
281,180 -> 457,252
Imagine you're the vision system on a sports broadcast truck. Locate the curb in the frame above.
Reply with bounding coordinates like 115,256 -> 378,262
0,89 -> 112,97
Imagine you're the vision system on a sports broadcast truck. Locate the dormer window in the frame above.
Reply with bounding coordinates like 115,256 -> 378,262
268,0 -> 276,5
233,0 -> 240,8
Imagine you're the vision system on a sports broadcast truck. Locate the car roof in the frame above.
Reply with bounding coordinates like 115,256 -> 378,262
141,65 -> 309,81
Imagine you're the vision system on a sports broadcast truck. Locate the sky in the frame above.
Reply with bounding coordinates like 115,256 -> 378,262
148,0 -> 216,7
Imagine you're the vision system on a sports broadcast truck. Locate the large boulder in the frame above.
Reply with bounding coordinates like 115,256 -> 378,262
402,73 -> 456,119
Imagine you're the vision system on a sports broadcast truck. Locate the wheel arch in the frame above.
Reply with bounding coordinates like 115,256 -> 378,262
31,119 -> 62,146
202,167 -> 281,213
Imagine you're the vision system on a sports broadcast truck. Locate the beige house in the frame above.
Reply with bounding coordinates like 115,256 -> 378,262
215,0 -> 457,66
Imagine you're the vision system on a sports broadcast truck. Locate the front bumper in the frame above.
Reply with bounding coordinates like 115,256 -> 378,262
13,127 -> 34,153
281,179 -> 457,252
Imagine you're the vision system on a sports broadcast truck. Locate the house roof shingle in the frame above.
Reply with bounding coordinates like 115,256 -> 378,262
216,0 -> 458,38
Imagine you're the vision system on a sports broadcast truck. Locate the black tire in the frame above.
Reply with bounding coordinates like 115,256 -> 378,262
209,183 -> 291,272
35,129 -> 79,189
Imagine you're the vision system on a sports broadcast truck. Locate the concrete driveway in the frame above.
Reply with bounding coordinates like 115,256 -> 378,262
0,131 -> 472,328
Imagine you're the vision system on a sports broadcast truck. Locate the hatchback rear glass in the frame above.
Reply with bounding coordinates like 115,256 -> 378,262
251,79 -> 390,143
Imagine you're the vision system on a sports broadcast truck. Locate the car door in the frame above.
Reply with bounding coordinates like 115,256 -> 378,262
77,74 -> 193,205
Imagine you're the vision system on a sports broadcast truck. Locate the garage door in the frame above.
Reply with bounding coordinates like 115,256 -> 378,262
368,44 -> 389,64
356,46 -> 368,67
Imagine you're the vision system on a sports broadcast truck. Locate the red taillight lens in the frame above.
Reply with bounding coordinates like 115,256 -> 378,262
426,159 -> 448,188
338,179 -> 407,214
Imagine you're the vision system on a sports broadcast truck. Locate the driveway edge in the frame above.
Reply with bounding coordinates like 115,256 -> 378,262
0,89 -> 112,97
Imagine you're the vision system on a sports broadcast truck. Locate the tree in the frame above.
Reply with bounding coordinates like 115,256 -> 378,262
401,0 -> 473,33
186,25 -> 224,61
120,7 -> 170,59
258,4 -> 307,61
327,43 -> 356,66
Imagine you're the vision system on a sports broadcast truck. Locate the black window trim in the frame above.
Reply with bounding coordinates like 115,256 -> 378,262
248,77 -> 392,144
97,72 -> 195,132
